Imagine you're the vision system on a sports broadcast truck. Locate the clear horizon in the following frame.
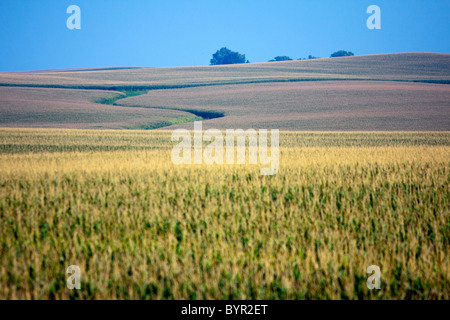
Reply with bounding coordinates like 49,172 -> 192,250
1,0 -> 449,72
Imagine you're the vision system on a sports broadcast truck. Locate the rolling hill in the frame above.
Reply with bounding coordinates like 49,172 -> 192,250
0,53 -> 449,130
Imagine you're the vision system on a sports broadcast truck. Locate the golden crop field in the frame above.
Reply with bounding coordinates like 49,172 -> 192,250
0,129 -> 448,300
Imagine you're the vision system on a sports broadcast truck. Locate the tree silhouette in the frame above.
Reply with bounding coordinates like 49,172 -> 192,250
210,47 -> 247,65
268,56 -> 293,62
330,50 -> 354,58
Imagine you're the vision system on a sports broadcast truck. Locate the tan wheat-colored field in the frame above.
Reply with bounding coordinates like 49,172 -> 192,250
0,129 -> 448,299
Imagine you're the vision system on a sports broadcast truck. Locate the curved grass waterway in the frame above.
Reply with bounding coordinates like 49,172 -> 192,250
93,89 -> 225,129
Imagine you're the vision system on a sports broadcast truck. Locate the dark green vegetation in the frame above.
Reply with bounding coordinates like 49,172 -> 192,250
210,47 -> 247,65
331,50 -> 355,58
269,56 -> 293,62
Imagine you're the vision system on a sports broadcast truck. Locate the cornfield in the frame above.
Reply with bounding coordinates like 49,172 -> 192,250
0,129 -> 448,299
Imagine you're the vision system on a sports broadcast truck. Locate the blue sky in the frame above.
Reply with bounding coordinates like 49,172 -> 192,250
0,0 -> 449,71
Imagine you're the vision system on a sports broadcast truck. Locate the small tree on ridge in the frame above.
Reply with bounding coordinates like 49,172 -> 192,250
330,50 -> 354,58
210,47 -> 247,65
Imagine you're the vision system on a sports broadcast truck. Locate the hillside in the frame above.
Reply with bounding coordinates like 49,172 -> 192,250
121,81 -> 450,131
1,53 -> 449,88
0,53 -> 449,130
0,87 -> 195,130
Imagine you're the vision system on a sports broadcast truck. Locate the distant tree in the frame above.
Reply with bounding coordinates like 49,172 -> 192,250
269,56 -> 293,62
298,55 -> 319,60
210,47 -> 247,65
330,50 -> 354,58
